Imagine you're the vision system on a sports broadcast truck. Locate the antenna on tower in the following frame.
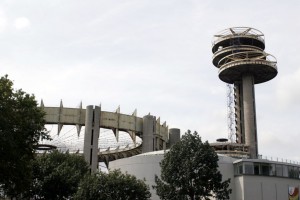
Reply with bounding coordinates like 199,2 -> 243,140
227,83 -> 236,143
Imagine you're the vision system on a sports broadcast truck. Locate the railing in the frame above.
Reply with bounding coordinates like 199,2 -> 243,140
212,44 -> 263,56
218,51 -> 277,68
258,154 -> 300,165
212,27 -> 265,46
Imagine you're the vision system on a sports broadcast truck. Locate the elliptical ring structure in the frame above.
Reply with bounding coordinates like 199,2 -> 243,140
212,27 -> 277,84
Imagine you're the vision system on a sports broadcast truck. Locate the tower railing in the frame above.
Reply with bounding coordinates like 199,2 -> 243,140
212,45 -> 263,59
212,27 -> 265,46
218,51 -> 277,68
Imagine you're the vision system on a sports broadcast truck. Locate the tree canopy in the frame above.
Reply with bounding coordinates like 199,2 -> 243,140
74,169 -> 151,200
0,75 -> 50,197
154,130 -> 232,200
28,150 -> 89,199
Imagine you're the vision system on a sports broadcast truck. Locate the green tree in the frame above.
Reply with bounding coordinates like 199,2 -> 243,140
28,150 -> 89,199
0,75 -> 50,197
154,130 -> 232,200
74,169 -> 151,200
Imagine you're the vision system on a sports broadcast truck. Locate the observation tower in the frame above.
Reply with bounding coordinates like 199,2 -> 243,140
212,27 -> 277,158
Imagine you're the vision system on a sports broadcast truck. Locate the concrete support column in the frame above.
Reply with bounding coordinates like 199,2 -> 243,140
242,74 -> 258,158
83,105 -> 101,173
168,128 -> 181,147
156,137 -> 160,151
142,115 -> 156,153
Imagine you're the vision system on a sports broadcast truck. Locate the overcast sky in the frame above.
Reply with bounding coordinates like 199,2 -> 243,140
1,0 -> 300,161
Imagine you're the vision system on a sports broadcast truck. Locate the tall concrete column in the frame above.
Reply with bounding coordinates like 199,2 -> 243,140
242,74 -> 258,158
142,115 -> 156,153
83,105 -> 101,172
168,128 -> 181,147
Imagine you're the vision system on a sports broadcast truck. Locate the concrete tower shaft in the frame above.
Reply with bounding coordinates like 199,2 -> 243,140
212,27 -> 278,158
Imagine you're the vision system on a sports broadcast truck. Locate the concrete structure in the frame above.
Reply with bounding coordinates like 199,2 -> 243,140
41,101 -> 169,172
110,151 -> 300,200
83,105 -> 101,172
110,151 -> 165,200
212,27 -> 277,158
110,151 -> 236,200
233,159 -> 300,200
38,26 -> 299,200
142,115 -> 158,153
168,128 -> 180,148
109,27 -> 299,200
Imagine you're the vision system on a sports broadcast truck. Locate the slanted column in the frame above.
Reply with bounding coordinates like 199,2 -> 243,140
142,115 -> 156,153
83,105 -> 101,173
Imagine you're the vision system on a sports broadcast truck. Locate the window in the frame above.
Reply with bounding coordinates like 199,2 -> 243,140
270,164 -> 276,176
239,163 -> 243,175
288,166 -> 294,178
276,164 -> 283,176
244,162 -> 254,175
254,163 -> 260,175
288,166 -> 299,178
294,166 -> 299,178
234,163 -> 243,175
234,161 -> 300,179
283,165 -> 288,177
261,164 -> 270,176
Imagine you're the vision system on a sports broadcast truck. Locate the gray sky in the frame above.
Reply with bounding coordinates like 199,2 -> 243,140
1,0 -> 300,161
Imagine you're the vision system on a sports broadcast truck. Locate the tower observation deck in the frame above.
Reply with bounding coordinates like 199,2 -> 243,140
212,27 -> 277,158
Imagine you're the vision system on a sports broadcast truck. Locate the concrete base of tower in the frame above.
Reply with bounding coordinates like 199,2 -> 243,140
242,74 -> 258,158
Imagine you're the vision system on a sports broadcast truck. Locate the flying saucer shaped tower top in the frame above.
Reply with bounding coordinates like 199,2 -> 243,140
212,27 -> 277,158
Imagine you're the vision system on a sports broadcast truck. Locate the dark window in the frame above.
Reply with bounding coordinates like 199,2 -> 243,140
261,164 -> 270,176
254,163 -> 260,175
238,164 -> 243,174
244,162 -> 254,174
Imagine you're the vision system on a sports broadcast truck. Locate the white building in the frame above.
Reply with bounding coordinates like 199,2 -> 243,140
110,150 -> 300,200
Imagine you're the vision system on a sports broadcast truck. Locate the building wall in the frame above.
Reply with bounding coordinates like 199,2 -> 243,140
235,176 -> 244,200
218,155 -> 237,199
236,175 -> 300,200
110,151 -> 300,200
110,151 -> 236,200
110,151 -> 164,200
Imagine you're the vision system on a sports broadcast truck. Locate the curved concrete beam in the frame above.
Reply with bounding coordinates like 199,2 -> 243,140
42,106 -> 168,141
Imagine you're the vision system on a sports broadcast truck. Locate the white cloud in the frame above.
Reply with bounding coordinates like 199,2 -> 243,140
0,17 -> 6,32
14,17 -> 30,30
0,9 -> 7,32
276,68 -> 300,108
